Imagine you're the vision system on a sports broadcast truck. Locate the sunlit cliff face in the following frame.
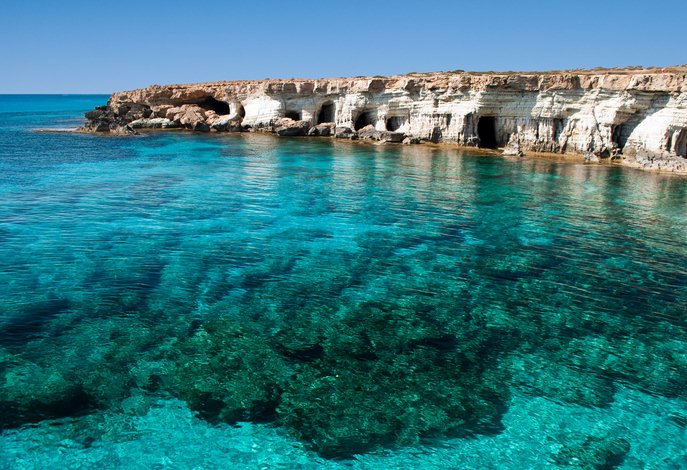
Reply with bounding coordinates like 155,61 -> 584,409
84,68 -> 687,172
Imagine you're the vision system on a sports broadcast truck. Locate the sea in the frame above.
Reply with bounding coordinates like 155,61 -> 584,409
0,95 -> 686,469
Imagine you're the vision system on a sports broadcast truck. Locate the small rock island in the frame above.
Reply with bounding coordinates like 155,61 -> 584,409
83,66 -> 687,172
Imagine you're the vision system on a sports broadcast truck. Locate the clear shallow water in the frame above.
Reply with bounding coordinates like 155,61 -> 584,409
0,95 -> 686,469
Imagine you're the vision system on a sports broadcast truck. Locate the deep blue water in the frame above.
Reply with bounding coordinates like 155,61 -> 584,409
0,95 -> 686,469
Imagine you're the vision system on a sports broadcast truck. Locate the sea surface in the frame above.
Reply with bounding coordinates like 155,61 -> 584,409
0,95 -> 686,469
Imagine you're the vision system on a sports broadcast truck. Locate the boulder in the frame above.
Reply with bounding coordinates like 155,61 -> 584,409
335,127 -> 358,139
82,106 -> 137,134
307,123 -> 335,137
210,115 -> 243,132
85,106 -> 109,122
177,106 -> 206,128
111,103 -> 151,121
165,107 -> 184,120
275,118 -> 310,136
358,124 -> 381,140
162,120 -> 180,129
162,104 -> 208,128
192,121 -> 210,132
125,104 -> 152,121
109,124 -> 137,135
503,137 -> 524,157
151,105 -> 173,118
93,121 -> 111,132
379,131 -> 405,143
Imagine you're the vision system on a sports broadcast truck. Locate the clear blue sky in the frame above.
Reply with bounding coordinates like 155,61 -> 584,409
1,0 -> 685,93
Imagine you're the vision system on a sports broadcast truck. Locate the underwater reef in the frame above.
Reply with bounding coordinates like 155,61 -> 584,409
2,212 -> 686,459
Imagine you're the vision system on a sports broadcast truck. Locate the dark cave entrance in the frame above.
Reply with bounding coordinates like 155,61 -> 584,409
553,119 -> 564,141
386,116 -> 406,132
354,111 -> 376,131
477,116 -> 498,149
611,124 -> 628,151
676,129 -> 687,157
317,102 -> 335,124
285,110 -> 301,121
198,96 -> 231,115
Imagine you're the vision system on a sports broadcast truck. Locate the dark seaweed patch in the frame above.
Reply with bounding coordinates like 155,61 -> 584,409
0,298 -> 71,348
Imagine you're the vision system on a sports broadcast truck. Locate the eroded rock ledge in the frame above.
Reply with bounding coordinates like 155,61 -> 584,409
82,67 -> 687,172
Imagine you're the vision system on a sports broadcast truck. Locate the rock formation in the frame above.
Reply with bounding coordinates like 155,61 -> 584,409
81,66 -> 687,172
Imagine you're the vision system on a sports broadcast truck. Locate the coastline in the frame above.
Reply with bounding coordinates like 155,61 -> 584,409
78,68 -> 687,174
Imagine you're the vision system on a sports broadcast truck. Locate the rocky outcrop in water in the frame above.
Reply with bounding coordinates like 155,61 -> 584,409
82,67 -> 687,171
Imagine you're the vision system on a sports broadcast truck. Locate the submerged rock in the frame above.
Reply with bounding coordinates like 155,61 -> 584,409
276,302 -> 509,457
168,320 -> 290,423
553,434 -> 631,469
0,349 -> 96,429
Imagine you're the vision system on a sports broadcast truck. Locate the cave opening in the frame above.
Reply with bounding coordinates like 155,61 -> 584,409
386,116 -> 407,132
317,102 -> 335,124
611,124 -> 628,150
354,111 -> 376,131
675,129 -> 687,157
477,116 -> 498,148
198,96 -> 231,115
285,110 -> 301,121
553,119 -> 564,141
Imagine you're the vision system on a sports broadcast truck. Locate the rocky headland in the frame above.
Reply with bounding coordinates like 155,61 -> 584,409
82,66 -> 687,172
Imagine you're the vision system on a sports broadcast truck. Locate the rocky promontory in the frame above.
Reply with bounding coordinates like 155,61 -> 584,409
82,66 -> 687,172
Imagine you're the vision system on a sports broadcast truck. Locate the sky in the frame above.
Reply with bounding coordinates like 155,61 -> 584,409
1,0 -> 686,93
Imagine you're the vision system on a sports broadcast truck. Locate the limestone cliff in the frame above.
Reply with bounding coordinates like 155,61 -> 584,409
82,67 -> 687,172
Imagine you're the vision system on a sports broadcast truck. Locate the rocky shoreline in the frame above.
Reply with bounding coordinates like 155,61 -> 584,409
81,67 -> 687,172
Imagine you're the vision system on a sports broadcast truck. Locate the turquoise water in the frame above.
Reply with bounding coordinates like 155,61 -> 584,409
1,95 -> 686,469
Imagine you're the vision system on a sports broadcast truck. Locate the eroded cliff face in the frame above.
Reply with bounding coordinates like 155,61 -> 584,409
82,67 -> 687,171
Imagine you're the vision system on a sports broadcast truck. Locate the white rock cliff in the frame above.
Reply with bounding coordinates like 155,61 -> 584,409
82,67 -> 687,172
